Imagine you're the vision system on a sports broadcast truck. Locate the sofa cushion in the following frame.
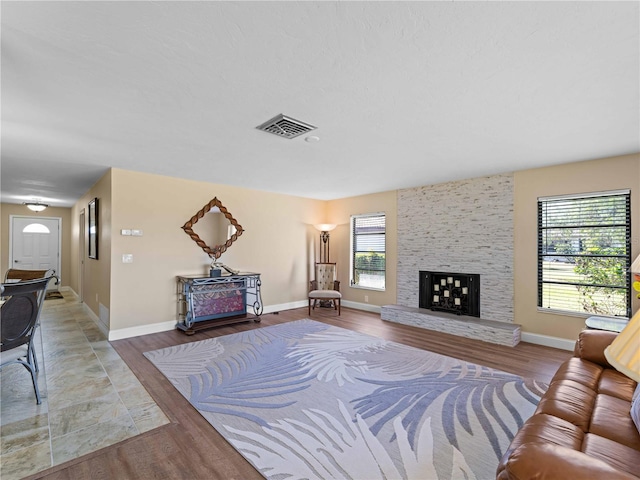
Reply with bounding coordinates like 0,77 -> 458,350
598,369 -> 637,402
590,394 -> 640,450
497,413 -> 584,474
582,433 -> 640,478
534,379 -> 596,430
551,357 -> 603,390
510,413 -> 584,449
500,443 -> 638,480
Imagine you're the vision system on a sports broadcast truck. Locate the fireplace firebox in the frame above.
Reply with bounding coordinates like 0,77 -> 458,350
419,271 -> 480,317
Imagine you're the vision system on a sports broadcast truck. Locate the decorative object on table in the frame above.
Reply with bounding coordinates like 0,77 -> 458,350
210,261 -> 239,276
145,320 -> 546,480
309,262 -> 341,314
181,196 -> 244,260
88,197 -> 98,259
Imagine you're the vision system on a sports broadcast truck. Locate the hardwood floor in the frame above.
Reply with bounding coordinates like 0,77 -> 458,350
27,307 -> 572,480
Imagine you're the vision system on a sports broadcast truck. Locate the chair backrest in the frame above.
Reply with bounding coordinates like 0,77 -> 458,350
4,268 -> 56,283
1,278 -> 51,352
315,263 -> 337,290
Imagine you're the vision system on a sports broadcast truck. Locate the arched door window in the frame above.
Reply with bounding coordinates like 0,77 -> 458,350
23,223 -> 51,234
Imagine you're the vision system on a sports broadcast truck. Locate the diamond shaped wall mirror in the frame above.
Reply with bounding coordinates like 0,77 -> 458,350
182,197 -> 244,259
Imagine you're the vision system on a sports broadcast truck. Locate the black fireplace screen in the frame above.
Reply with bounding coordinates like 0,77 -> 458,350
419,271 -> 480,317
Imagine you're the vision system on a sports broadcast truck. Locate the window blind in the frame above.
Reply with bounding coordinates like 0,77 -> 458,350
351,213 -> 386,289
538,191 -> 631,317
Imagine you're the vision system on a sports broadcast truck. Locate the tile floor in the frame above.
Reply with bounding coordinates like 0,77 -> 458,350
0,291 -> 169,479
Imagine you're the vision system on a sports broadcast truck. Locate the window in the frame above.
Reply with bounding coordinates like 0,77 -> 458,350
23,223 -> 50,234
351,213 -> 385,290
538,190 -> 631,317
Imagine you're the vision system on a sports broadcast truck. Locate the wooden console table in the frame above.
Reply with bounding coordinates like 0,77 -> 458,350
176,273 -> 263,334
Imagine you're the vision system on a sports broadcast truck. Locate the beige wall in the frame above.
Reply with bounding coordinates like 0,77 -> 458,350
24,152 -> 635,343
74,168 -> 326,332
514,153 -> 640,340
70,171 -> 113,328
0,203 -> 72,286
327,190 -> 397,307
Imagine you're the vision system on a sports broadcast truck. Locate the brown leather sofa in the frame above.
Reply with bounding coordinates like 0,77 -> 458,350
497,329 -> 640,480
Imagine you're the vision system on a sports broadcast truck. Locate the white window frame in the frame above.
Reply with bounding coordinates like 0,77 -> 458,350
537,190 -> 631,318
350,212 -> 386,291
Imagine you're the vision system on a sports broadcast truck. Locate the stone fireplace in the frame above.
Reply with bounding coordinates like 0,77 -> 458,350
419,271 -> 480,317
382,174 -> 521,346
382,269 -> 520,346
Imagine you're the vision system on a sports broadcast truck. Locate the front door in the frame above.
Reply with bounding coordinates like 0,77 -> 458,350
10,216 -> 61,289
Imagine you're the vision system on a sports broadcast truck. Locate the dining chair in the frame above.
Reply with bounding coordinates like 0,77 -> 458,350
0,277 -> 53,404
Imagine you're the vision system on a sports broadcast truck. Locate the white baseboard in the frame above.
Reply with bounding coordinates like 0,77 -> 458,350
61,286 -> 81,299
107,301 -> 310,341
104,312 -> 577,349
99,300 -> 389,341
342,300 -> 381,314
108,321 -> 176,341
520,332 -> 575,351
261,300 -> 382,316
82,303 -> 110,339
264,300 -> 307,314
72,291 -> 575,350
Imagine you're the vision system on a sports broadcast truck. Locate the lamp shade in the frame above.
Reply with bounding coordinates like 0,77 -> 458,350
631,254 -> 640,273
604,311 -> 640,383
314,224 -> 336,232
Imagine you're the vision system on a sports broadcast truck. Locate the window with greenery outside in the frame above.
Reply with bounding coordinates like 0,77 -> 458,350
351,214 -> 385,290
538,192 -> 631,318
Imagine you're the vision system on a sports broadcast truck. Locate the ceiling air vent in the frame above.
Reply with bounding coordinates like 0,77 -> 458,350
256,114 -> 316,139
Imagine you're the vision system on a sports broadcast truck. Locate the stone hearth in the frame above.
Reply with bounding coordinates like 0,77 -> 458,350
381,304 -> 521,347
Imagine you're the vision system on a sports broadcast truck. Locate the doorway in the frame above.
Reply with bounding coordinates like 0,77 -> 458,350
9,215 -> 62,290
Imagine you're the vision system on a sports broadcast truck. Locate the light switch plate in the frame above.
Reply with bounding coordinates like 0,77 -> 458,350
132,229 -> 143,236
122,254 -> 133,263
121,229 -> 132,236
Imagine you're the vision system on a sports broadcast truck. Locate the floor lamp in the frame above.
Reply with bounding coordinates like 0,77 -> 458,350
315,224 -> 336,263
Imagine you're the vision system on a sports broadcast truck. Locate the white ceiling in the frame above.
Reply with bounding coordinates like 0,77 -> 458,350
1,1 -> 639,208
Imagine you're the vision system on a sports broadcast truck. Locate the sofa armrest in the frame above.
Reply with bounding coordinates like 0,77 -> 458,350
497,443 -> 638,480
573,329 -> 618,367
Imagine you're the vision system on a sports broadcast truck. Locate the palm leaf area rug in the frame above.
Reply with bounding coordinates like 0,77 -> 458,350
144,320 -> 546,480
